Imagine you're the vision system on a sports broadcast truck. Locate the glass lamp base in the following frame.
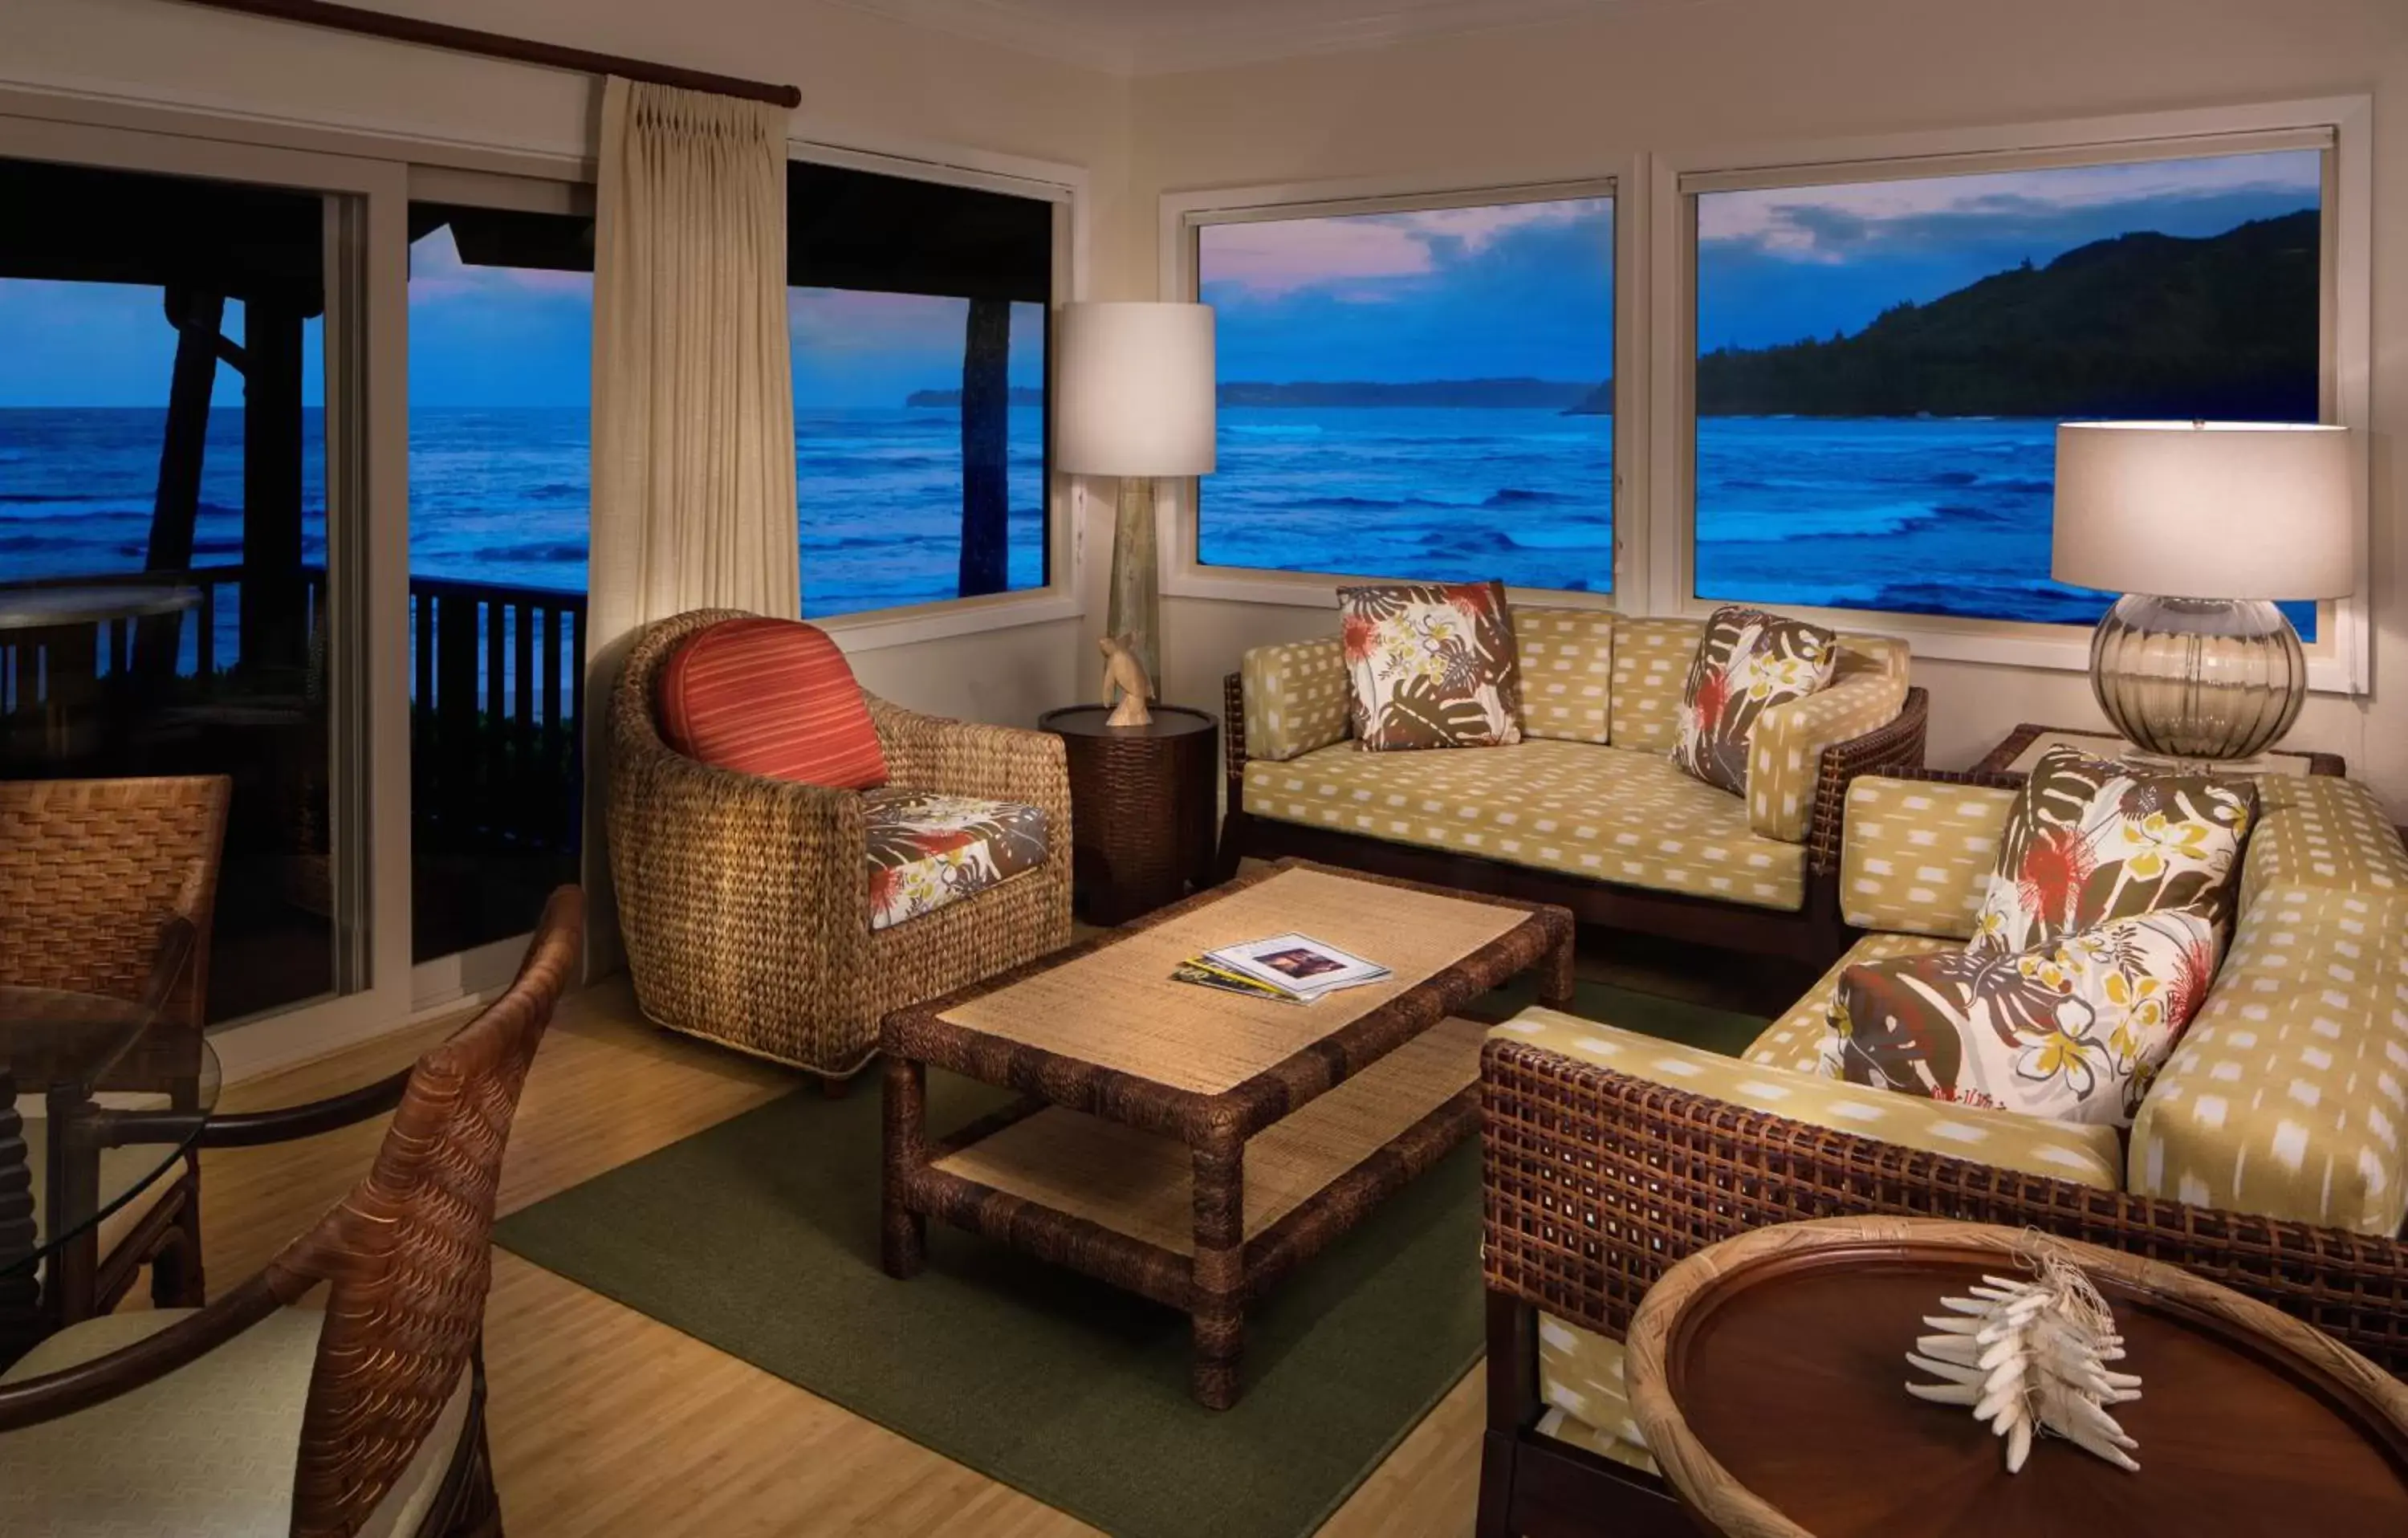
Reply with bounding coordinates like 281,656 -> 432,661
2089,594 -> 2305,763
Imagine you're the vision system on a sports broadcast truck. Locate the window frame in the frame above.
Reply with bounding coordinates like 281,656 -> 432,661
1648,96 -> 2373,696
1159,165 -> 1642,611
786,135 -> 1088,651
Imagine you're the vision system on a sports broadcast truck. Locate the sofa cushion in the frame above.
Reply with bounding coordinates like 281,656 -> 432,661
1841,777 -> 2019,940
2243,775 -> 2408,907
1743,930 -> 1963,1073
1491,1010 -> 2124,1187
658,616 -> 887,791
1608,617 -> 1706,752
1970,745 -> 2255,956
1746,641 -> 1910,842
1245,738 -> 1808,910
1239,637 -> 1351,763
864,791 -> 1049,932
1820,908 -> 2223,1129
1337,580 -> 1525,751
1537,1316 -> 1657,1475
1672,605 -> 1841,796
2129,884 -> 2408,1235
1511,604 -> 1617,745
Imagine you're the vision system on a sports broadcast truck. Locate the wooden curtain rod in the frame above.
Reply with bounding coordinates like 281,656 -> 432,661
169,0 -> 803,108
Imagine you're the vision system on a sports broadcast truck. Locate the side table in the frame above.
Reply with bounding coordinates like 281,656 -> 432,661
1037,703 -> 1218,926
1973,722 -> 2345,779
1625,1216 -> 2408,1538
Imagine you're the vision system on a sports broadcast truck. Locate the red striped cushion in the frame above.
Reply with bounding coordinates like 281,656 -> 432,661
657,618 -> 889,791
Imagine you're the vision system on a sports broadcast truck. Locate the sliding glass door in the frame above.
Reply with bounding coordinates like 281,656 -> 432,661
0,110 -> 412,1040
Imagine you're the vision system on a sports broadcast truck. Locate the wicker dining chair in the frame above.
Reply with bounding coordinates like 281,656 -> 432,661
607,608 -> 1073,1088
0,775 -> 230,1317
0,885 -> 582,1538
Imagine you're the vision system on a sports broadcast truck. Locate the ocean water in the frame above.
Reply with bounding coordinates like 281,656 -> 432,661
1,406 -> 2313,668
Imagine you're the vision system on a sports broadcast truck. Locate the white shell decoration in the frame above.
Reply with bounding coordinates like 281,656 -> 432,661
1903,1239 -> 2142,1474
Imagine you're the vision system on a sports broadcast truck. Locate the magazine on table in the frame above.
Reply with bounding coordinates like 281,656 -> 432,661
1197,933 -> 1391,1002
1168,957 -> 1310,1005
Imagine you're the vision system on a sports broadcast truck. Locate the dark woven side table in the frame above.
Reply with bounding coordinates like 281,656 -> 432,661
1038,703 -> 1218,926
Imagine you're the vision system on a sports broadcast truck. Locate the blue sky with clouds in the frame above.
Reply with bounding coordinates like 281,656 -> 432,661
1199,150 -> 2321,383
0,151 -> 2320,406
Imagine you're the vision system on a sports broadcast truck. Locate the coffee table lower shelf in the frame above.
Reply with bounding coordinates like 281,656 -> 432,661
885,1015 -> 1487,1408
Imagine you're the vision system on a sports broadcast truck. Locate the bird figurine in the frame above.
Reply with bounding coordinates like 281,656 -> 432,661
1100,633 -> 1153,727
1904,1242 -> 2142,1474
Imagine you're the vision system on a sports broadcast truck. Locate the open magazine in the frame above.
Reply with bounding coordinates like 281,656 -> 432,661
1170,933 -> 1392,1004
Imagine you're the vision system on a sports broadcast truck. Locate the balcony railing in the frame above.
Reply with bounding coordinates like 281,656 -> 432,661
0,565 -> 585,860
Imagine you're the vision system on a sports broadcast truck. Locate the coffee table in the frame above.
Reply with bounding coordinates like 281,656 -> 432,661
881,857 -> 1574,1408
1625,1216 -> 2408,1536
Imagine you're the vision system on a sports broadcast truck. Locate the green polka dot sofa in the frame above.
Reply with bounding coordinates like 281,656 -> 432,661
1473,766 -> 2408,1538
1218,606 -> 1929,967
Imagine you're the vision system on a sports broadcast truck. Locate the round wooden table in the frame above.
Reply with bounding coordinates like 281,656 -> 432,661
1037,703 -> 1218,926
1625,1217 -> 2408,1537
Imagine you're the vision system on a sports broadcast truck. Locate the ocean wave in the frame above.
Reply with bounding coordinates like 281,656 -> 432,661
475,541 -> 590,565
1482,487 -> 1586,508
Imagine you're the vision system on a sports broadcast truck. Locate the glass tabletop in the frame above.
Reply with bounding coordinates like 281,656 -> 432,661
1,983 -> 222,1280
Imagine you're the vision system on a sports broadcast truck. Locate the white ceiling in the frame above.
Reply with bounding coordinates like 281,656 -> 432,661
833,0 -> 1691,75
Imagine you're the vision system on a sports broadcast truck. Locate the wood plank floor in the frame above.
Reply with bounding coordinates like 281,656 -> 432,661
181,978 -> 1490,1538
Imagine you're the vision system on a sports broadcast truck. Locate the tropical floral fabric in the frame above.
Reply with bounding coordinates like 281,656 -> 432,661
1818,907 -> 2225,1128
1969,746 -> 2257,957
1336,580 -> 1524,751
1670,604 -> 1839,795
864,790 -> 1049,932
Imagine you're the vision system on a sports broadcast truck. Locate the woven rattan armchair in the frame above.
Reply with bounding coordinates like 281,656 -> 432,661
0,886 -> 580,1538
608,608 -> 1072,1087
0,775 -> 230,1320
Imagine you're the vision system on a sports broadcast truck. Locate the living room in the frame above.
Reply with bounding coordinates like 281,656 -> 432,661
2,0 -> 2404,1534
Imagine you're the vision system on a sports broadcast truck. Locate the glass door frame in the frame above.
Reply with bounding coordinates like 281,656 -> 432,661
0,103 -> 416,1076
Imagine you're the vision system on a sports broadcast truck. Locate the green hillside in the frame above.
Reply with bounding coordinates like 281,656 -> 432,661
1693,210 -> 2319,418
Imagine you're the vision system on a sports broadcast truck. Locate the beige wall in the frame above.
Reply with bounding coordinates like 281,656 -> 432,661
1123,0 -> 2408,810
0,0 -> 1132,728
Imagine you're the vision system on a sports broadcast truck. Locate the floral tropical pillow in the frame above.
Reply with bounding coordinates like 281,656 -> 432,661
1970,746 -> 2258,957
1817,907 -> 2223,1128
1670,604 -> 1840,794
1336,580 -> 1525,751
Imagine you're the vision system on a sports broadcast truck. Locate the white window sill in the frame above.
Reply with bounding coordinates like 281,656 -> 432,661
819,587 -> 1082,652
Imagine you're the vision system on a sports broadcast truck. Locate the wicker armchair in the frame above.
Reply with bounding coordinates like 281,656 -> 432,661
607,609 -> 1073,1086
0,886 -> 580,1538
0,775 -> 230,1320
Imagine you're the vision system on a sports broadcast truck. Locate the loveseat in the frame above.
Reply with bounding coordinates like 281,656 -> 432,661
1474,763 -> 2408,1537
1220,607 -> 1928,966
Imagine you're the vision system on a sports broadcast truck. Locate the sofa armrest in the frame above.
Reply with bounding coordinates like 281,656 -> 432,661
1479,1015 -> 2408,1373
1745,645 -> 1915,844
1238,637 -> 1350,763
1780,685 -> 1930,876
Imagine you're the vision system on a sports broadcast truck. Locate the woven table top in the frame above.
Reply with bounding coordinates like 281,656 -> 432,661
924,864 -> 1533,1097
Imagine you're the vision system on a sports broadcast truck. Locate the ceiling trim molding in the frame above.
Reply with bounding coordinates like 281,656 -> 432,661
824,0 -> 1693,78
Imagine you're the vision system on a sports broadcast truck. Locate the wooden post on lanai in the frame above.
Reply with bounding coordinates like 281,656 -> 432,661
240,297 -> 309,681
958,298 -> 1011,597
135,287 -> 227,679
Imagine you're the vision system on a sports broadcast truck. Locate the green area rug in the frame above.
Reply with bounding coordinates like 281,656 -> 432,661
494,981 -> 1765,1538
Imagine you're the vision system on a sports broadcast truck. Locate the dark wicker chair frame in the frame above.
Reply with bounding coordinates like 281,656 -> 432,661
0,887 -> 583,1538
1474,767 -> 2408,1536
0,775 -> 230,1330
1219,675 -> 1930,967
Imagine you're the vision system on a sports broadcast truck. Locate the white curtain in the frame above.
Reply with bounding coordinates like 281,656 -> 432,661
585,75 -> 797,969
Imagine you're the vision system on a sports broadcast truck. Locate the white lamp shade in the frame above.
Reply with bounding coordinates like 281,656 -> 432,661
2053,421 -> 2355,600
1055,302 -> 1217,478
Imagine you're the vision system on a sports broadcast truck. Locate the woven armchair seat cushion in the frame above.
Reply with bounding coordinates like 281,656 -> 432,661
1536,1315 -> 1658,1475
1739,930 -> 1962,1073
0,1307 -> 468,1538
1489,1011 -> 2124,1188
865,790 -> 1050,933
657,616 -> 888,791
1243,738 -> 1809,910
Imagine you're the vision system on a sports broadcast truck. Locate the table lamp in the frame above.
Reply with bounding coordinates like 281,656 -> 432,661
2053,421 -> 2353,764
1056,302 -> 1217,709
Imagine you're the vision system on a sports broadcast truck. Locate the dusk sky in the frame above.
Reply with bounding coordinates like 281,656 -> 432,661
0,149 -> 2320,407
